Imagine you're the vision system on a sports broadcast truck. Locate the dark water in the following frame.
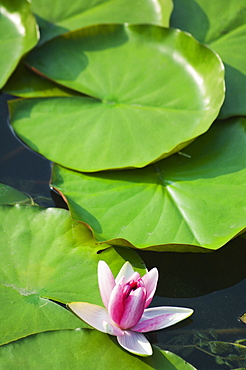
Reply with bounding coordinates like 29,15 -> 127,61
0,93 -> 64,208
1,93 -> 245,370
141,244 -> 246,369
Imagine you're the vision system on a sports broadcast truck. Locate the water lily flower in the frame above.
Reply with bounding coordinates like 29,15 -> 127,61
68,261 -> 193,356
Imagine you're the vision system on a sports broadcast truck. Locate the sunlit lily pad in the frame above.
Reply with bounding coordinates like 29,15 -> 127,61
31,0 -> 173,44
11,25 -> 224,171
0,183 -> 33,205
51,117 -> 246,251
0,205 -> 145,345
0,329 -> 197,369
171,0 -> 246,118
0,0 -> 38,88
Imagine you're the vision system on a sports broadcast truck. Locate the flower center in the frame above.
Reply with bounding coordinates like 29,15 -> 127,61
129,280 -> 138,290
123,278 -> 144,300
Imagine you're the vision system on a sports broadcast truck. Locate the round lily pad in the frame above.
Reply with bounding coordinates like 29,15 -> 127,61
51,117 -> 246,251
10,24 -> 224,171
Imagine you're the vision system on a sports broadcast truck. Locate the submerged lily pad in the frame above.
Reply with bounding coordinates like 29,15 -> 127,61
11,25 -> 224,171
0,329 -> 197,369
171,0 -> 246,118
51,117 -> 246,251
0,205 -> 145,345
31,0 -> 173,44
0,183 -> 33,205
0,0 -> 38,88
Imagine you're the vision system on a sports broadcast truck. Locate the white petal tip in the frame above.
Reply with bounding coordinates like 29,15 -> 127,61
117,331 -> 152,357
185,308 -> 194,317
98,260 -> 108,271
115,261 -> 135,282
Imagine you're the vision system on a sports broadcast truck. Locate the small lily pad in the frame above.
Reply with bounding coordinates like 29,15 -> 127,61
238,313 -> 246,324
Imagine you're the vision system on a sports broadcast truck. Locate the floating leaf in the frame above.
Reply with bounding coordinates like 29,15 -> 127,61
3,62 -> 80,98
238,313 -> 246,324
11,25 -> 224,171
0,329 -> 197,369
170,0 -> 246,118
51,117 -> 246,251
31,0 -> 173,44
0,205 -> 145,345
0,183 -> 32,205
0,0 -> 38,88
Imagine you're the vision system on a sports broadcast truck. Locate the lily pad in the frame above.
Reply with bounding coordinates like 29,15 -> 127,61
11,25 -> 224,172
170,0 -> 246,118
51,117 -> 246,251
238,313 -> 246,324
0,329 -> 197,369
0,0 -> 38,88
3,62 -> 81,98
0,183 -> 33,205
0,205 -> 145,345
31,0 -> 173,44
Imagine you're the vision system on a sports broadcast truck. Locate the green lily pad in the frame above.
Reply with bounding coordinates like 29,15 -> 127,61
11,25 -> 224,172
170,0 -> 246,118
209,25 -> 246,119
51,117 -> 246,251
0,205 -> 145,345
31,0 -> 173,44
3,62 -> 81,98
0,329 -> 197,369
0,0 -> 38,88
0,183 -> 33,205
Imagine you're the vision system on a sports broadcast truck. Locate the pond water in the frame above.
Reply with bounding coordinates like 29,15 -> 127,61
1,93 -> 245,369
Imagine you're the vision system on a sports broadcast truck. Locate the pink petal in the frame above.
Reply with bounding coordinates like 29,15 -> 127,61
115,262 -> 134,283
68,302 -> 124,336
142,268 -> 158,308
119,287 -> 146,329
108,276 -> 125,325
98,261 -> 115,309
131,306 -> 194,332
117,330 -> 152,356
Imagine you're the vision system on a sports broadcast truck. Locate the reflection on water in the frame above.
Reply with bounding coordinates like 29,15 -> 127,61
1,92 -> 245,369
